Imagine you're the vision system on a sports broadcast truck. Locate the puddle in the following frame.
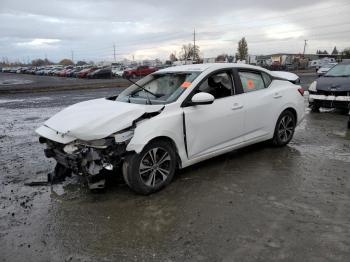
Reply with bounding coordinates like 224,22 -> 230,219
0,79 -> 33,85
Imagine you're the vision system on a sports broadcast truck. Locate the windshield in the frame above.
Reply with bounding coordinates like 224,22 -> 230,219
116,72 -> 200,105
325,64 -> 350,77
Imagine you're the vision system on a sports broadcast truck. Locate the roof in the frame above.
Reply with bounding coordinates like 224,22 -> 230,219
157,63 -> 268,73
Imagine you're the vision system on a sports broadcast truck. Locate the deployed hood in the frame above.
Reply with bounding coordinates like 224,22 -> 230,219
316,76 -> 350,92
40,98 -> 164,141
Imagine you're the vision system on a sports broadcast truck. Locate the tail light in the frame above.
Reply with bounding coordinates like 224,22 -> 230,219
298,87 -> 304,96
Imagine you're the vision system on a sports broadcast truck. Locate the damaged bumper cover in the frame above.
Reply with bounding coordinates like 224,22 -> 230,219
309,94 -> 350,109
40,134 -> 131,177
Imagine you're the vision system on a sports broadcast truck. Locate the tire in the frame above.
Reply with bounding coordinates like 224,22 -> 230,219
122,140 -> 177,195
48,163 -> 72,183
272,110 -> 296,147
310,103 -> 320,113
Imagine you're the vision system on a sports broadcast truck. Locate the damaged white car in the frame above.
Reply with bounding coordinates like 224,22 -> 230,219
36,63 -> 305,194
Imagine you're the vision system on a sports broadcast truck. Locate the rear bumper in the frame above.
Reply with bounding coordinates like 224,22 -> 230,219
309,94 -> 350,109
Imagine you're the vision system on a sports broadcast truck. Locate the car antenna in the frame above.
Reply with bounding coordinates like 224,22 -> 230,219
124,77 -> 158,105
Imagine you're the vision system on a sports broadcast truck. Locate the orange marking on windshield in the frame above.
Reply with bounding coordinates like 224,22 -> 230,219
247,80 -> 254,89
181,82 -> 192,88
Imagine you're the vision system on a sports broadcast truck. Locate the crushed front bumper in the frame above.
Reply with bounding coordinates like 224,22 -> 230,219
43,139 -> 127,176
309,94 -> 350,109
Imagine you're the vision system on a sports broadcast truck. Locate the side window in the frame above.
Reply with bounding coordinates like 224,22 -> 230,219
262,72 -> 272,87
238,71 -> 265,93
197,71 -> 233,99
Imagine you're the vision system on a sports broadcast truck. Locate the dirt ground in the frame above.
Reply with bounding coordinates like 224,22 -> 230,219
0,73 -> 349,262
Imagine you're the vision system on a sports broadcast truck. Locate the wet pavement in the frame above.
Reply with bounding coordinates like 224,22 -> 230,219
0,74 -> 349,262
0,73 -> 129,94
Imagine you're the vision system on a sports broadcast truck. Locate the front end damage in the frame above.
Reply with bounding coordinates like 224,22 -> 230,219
39,130 -> 133,189
35,98 -> 165,189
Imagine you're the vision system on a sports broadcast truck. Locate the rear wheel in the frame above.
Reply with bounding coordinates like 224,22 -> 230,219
122,140 -> 177,195
272,111 -> 296,147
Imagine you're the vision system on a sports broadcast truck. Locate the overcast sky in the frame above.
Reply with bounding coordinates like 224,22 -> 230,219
1,0 -> 350,63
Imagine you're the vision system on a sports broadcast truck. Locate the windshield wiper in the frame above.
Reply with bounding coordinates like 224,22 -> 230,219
125,78 -> 158,97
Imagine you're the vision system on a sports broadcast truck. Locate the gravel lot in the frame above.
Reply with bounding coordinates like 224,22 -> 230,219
0,73 -> 349,262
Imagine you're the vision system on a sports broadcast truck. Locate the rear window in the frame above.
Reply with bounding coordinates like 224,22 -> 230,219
239,71 -> 266,93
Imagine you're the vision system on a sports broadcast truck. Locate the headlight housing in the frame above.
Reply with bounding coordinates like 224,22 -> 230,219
309,81 -> 317,92
114,130 -> 134,143
75,138 -> 111,149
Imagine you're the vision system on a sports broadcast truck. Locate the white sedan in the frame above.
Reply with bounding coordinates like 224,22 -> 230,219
36,63 -> 305,194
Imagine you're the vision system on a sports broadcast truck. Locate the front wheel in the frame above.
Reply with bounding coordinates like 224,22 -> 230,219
122,140 -> 177,195
272,111 -> 296,147
309,103 -> 320,113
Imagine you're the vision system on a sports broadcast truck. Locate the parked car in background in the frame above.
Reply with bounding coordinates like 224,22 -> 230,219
77,67 -> 97,78
36,63 -> 305,194
35,67 -> 46,75
87,67 -> 112,79
112,65 -> 127,77
122,65 -> 158,79
309,61 -> 350,112
317,63 -> 337,76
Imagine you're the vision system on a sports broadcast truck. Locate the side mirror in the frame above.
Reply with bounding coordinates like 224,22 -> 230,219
190,92 -> 215,105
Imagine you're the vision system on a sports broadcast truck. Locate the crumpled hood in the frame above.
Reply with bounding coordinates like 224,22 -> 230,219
42,98 -> 164,141
316,76 -> 350,92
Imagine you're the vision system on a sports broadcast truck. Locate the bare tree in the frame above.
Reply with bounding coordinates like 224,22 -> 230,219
179,43 -> 200,61
169,53 -> 178,62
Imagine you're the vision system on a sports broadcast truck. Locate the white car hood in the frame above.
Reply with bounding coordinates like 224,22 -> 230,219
41,98 -> 164,141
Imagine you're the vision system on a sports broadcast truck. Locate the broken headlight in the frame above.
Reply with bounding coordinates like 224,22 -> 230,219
114,130 -> 134,143
309,81 -> 317,92
75,138 -> 113,149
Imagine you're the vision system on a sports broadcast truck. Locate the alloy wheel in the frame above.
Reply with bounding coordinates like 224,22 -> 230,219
278,115 -> 295,143
139,147 -> 171,187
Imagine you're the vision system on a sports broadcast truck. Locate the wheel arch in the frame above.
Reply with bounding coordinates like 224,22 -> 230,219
128,136 -> 183,169
282,107 -> 297,122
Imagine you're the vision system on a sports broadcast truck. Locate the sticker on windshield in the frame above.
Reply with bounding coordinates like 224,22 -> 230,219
247,80 -> 255,89
181,82 -> 192,88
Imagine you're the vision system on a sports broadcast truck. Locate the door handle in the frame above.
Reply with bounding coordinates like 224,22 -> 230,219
232,103 -> 243,110
273,92 -> 282,99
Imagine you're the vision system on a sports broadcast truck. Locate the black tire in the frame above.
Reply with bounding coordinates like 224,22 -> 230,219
338,108 -> 349,115
122,140 -> 177,195
272,110 -> 296,147
309,103 -> 320,113
48,163 -> 72,183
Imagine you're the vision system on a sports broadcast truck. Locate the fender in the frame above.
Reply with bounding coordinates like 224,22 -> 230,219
126,111 -> 188,166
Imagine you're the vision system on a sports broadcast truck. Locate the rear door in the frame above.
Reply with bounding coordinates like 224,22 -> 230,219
234,69 -> 278,142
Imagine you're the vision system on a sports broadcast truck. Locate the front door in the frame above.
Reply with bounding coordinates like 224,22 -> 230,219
183,70 -> 245,158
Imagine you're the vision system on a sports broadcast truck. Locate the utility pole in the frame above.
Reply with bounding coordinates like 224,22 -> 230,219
303,40 -> 308,57
71,50 -> 74,63
113,43 -> 116,61
193,28 -> 196,62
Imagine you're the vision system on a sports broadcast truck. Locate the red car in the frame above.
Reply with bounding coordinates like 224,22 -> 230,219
77,67 -> 97,78
122,66 -> 158,79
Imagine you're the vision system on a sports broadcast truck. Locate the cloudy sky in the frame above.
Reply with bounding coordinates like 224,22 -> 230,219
1,0 -> 350,63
